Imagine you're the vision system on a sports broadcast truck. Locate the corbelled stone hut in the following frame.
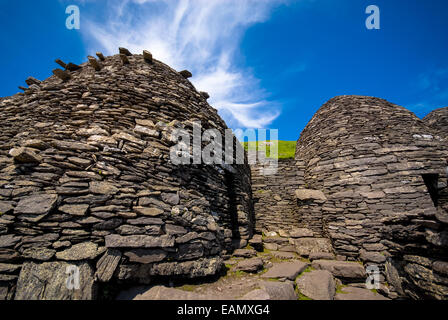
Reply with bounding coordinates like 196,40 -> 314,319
0,50 -> 254,299
424,106 -> 448,137
295,95 -> 448,299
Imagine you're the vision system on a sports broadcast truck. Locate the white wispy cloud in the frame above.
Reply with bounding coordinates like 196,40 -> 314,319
76,0 -> 285,128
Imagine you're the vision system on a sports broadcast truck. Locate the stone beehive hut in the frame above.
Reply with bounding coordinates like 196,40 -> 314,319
0,49 -> 254,299
295,96 -> 448,299
424,106 -> 448,137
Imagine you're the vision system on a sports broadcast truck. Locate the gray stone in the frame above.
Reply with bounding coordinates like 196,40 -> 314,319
289,228 -> 314,238
96,249 -> 121,282
179,70 -> 192,78
295,189 -> 327,201
105,234 -> 175,248
334,286 -> 389,300
59,204 -> 89,216
93,218 -> 123,230
435,208 -> 448,224
0,263 -> 21,273
178,243 -> 204,260
15,261 -> 95,300
22,247 -> 56,261
176,232 -> 199,244
296,270 -> 336,300
425,229 -> 448,247
309,252 -> 336,261
360,249 -> 386,264
89,181 -> 119,195
261,261 -> 308,280
240,289 -> 270,300
124,249 -> 167,264
233,249 -> 257,258
294,238 -> 333,257
117,225 -> 145,235
52,68 -> 71,81
432,261 -> 448,276
248,235 -> 263,251
119,257 -> 222,281
9,147 -> 42,163
271,251 -> 297,260
119,47 -> 132,56
0,201 -> 14,215
0,235 -> 21,248
14,194 -> 58,216
233,258 -> 264,273
134,125 -> 159,138
232,238 -> 248,249
164,224 -> 187,236
134,206 -> 164,217
127,217 -> 164,225
160,192 -> 180,205
131,286 -> 204,300
77,127 -> 109,137
56,242 -> 104,261
312,260 -> 366,280
264,243 -> 278,251
53,140 -> 97,152
258,281 -> 297,300
143,50 -> 153,63
263,236 -> 289,245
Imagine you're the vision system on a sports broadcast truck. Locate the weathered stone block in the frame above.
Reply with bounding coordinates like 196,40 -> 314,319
15,261 -> 96,300
105,234 -> 174,248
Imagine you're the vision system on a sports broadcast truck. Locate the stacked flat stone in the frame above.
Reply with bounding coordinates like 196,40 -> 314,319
0,49 -> 253,299
423,106 -> 448,138
295,95 -> 448,299
251,159 -> 306,233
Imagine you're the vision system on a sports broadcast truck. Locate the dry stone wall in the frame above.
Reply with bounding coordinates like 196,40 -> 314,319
251,159 -> 303,233
251,159 -> 327,236
0,50 -> 253,299
424,106 -> 448,138
295,95 -> 448,299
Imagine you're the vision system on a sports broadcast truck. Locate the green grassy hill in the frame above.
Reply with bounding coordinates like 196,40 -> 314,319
242,140 -> 297,159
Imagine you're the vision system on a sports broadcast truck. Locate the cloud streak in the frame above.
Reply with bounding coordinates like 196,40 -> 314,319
76,0 -> 285,128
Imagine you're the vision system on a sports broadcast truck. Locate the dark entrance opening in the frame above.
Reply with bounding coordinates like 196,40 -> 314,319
422,173 -> 439,207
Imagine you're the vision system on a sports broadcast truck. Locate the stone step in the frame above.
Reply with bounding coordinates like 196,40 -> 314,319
295,270 -> 336,300
232,249 -> 257,258
311,259 -> 366,280
334,286 -> 390,300
261,261 -> 308,281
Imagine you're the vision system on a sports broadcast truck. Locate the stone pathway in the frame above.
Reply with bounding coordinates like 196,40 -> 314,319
117,228 -> 391,300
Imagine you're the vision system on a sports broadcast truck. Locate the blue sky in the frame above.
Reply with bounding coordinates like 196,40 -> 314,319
1,0 -> 447,141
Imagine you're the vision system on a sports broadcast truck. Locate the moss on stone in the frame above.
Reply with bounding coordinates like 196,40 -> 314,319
178,284 -> 196,292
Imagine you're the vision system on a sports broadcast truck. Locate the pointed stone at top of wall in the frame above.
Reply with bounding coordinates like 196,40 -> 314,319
119,47 -> 132,56
179,70 -> 192,79
143,50 -> 153,63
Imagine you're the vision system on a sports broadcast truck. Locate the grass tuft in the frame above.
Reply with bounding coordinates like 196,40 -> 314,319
242,140 -> 297,159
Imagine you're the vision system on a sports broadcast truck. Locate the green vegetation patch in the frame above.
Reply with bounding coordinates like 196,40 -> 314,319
242,140 -> 297,159
297,292 -> 313,300
336,284 -> 348,294
178,284 -> 197,292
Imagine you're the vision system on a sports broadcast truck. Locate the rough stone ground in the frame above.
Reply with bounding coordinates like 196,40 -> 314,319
117,229 -> 391,300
